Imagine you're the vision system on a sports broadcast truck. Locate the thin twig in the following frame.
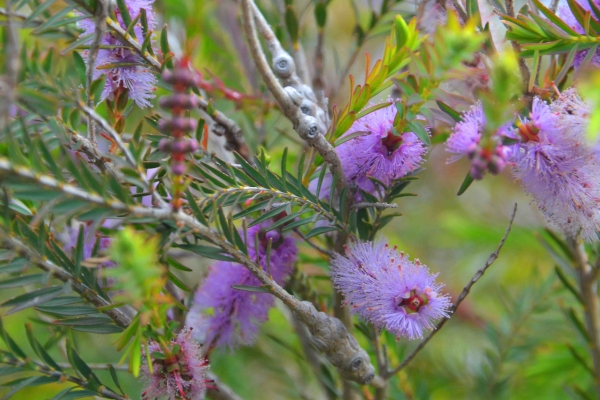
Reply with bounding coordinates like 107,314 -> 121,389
79,104 -> 168,209
0,232 -> 132,330
86,0 -> 108,145
0,4 -> 18,129
384,204 -> 518,378
0,358 -> 126,399
371,327 -> 388,400
352,202 -> 397,210
293,228 -> 334,257
207,372 -> 244,400
568,237 -> 600,397
197,96 -> 251,161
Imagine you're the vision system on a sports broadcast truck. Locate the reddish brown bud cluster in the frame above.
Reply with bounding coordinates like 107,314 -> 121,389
159,62 -> 200,177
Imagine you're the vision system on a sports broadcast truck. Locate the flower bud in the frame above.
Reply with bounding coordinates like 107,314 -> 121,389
159,117 -> 197,133
159,93 -> 199,110
162,68 -> 197,89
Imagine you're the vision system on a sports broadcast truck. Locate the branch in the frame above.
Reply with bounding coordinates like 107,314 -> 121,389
0,159 -> 380,387
383,203 -> 518,378
207,372 -> 244,400
86,0 -> 108,145
195,186 -> 342,228
351,202 -> 397,210
78,104 -> 168,209
240,0 -> 348,194
0,232 -> 132,329
197,96 -> 251,161
0,358 -> 126,400
568,237 -> 600,397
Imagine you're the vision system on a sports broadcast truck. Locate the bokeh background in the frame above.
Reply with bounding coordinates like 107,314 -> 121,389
1,0 -> 588,399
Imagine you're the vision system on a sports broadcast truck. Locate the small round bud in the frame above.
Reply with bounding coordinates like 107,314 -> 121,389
170,140 -> 188,154
186,139 -> 199,153
159,117 -> 198,133
272,54 -> 294,78
265,230 -> 281,243
283,86 -> 302,106
171,162 -> 186,176
158,138 -> 171,152
162,68 -> 197,89
488,155 -> 506,175
159,94 -> 199,110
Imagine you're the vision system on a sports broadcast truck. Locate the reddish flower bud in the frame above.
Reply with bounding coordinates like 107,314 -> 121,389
159,93 -> 199,110
159,117 -> 197,133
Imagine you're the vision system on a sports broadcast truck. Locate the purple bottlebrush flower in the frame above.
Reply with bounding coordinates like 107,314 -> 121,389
336,100 -> 427,195
557,0 -> 600,68
65,223 -> 114,269
445,102 -> 512,179
141,328 -> 210,400
511,96 -> 600,241
330,238 -> 451,340
186,221 -> 298,350
78,0 -> 157,108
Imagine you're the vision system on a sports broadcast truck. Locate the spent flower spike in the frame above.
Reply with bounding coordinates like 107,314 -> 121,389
187,220 -> 298,350
141,328 -> 210,400
330,238 -> 451,340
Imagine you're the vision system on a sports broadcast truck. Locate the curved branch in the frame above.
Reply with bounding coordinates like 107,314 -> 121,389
384,203 -> 518,378
240,0 -> 348,194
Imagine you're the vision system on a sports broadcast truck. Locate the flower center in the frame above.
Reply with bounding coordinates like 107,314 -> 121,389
516,120 -> 540,143
382,131 -> 403,155
398,290 -> 428,313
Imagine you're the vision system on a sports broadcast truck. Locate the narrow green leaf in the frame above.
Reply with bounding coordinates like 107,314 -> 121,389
457,171 -> 474,196
305,226 -> 338,239
115,0 -> 133,28
436,101 -> 462,122
406,120 -> 431,146
231,284 -> 271,293
167,271 -> 192,292
24,0 -> 58,27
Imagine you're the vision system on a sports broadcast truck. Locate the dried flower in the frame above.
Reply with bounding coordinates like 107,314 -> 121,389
336,100 -> 427,196
187,221 -> 298,350
331,238 -> 451,340
445,102 -> 512,179
141,328 -> 210,400
78,0 -> 157,107
511,96 -> 600,241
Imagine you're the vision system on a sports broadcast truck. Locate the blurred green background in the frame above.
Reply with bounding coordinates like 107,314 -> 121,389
0,0 -> 589,399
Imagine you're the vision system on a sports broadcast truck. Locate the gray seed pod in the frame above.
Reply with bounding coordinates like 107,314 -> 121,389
283,86 -> 303,106
300,100 -> 314,116
303,116 -> 320,139
272,54 -> 295,78
300,84 -> 318,102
